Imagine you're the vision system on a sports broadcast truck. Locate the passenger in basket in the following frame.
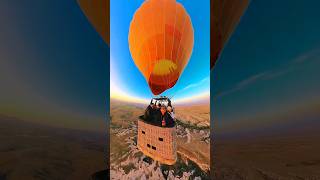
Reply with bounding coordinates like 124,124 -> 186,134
167,106 -> 175,119
159,105 -> 175,127
160,105 -> 167,127
153,105 -> 162,126
144,102 -> 153,121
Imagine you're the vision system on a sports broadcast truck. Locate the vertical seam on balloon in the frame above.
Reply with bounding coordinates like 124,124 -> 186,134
147,1 -> 157,85
141,2 -> 150,81
158,1 -> 167,92
134,8 -> 143,74
146,1 -> 153,97
152,0 -> 158,88
164,0 -> 169,89
167,1 -> 171,89
130,7 -> 141,78
149,0 -> 165,94
147,44 -> 152,89
146,3 -> 151,83
176,7 -> 187,78
163,0 -> 167,89
183,16 -> 192,74
170,1 -> 178,90
183,16 -> 193,72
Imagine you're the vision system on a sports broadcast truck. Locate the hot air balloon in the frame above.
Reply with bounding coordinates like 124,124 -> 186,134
129,0 -> 194,165
128,0 -> 194,95
211,0 -> 250,69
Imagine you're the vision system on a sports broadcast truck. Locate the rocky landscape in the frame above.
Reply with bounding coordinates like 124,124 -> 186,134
213,109 -> 320,180
0,115 -> 107,180
110,100 -> 210,179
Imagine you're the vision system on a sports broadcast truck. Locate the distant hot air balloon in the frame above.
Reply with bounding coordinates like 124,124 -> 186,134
211,0 -> 250,69
77,0 -> 110,45
129,0 -> 194,95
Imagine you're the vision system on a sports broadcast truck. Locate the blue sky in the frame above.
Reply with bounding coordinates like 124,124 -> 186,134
212,0 -> 320,133
110,0 -> 210,102
1,0 -> 319,134
0,0 -> 108,131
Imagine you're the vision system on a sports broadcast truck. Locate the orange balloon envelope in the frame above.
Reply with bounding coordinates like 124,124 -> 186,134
129,0 -> 194,95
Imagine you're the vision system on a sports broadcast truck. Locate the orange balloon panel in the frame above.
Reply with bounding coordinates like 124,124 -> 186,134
129,0 -> 194,95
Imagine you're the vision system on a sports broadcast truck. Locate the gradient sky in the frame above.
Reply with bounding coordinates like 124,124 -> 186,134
212,0 -> 320,133
0,0 -> 108,132
1,0 -> 319,135
110,0 -> 210,103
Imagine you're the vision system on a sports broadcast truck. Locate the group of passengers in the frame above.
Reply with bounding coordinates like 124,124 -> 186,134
144,99 -> 175,127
